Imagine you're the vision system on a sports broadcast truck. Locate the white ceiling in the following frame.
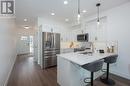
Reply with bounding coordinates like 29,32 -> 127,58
15,0 -> 130,29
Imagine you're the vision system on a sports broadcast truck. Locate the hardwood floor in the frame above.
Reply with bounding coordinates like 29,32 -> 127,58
7,54 -> 58,86
92,74 -> 130,86
7,54 -> 130,86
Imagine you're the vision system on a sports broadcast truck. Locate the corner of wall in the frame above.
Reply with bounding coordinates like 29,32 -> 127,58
110,70 -> 130,80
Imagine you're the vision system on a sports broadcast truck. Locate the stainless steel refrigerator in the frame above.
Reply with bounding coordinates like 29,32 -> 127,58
42,32 -> 60,69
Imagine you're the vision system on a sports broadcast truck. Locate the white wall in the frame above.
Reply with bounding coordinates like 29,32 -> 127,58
105,2 -> 130,79
72,2 -> 130,79
0,18 -> 17,86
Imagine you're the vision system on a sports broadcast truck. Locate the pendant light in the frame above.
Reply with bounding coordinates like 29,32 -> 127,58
96,3 -> 101,25
77,0 -> 81,24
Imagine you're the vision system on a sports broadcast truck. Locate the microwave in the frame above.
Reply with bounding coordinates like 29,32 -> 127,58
77,33 -> 88,42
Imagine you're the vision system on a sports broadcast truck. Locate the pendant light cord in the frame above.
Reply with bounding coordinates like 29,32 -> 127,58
78,0 -> 80,15
77,0 -> 81,23
98,4 -> 99,22
96,3 -> 101,22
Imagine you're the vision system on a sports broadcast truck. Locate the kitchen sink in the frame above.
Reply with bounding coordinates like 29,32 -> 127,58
79,52 -> 93,55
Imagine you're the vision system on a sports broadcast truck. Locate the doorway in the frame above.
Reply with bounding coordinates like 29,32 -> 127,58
18,35 -> 34,55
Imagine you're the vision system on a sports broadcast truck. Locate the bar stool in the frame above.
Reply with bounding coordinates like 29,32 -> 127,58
100,55 -> 118,85
82,60 -> 104,86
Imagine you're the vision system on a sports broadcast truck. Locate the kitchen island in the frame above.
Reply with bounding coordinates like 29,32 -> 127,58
57,51 -> 117,86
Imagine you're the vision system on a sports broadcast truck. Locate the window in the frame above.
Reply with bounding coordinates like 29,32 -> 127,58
21,36 -> 27,40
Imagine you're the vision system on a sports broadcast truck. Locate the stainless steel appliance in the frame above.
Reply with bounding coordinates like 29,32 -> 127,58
42,32 -> 60,69
77,33 -> 89,42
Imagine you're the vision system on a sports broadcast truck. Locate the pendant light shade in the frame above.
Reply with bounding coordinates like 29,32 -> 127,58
96,3 -> 101,25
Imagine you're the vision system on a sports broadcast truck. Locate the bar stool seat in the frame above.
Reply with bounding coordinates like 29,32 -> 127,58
100,55 -> 118,85
82,59 -> 104,86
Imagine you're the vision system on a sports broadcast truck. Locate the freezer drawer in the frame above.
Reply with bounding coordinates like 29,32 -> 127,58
44,56 -> 57,68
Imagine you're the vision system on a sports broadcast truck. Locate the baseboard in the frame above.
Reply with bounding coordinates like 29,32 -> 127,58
110,70 -> 130,80
4,55 -> 17,86
57,83 -> 60,86
17,53 -> 31,56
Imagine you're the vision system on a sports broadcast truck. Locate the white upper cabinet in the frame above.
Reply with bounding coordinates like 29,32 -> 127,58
42,25 -> 54,33
70,17 -> 108,42
84,17 -> 107,42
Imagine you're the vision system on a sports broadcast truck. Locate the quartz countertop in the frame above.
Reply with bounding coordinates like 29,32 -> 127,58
57,52 -> 117,66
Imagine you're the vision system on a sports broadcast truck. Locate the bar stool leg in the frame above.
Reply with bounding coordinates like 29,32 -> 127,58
100,63 -> 115,85
106,63 -> 109,80
91,72 -> 94,86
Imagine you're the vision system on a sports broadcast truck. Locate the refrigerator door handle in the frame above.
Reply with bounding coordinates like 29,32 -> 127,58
51,33 -> 53,48
53,34 -> 55,48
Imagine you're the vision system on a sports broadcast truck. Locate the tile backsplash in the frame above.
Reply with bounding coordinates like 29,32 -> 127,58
93,41 -> 118,53
60,42 -> 92,49
60,42 -> 80,48
61,41 -> 118,54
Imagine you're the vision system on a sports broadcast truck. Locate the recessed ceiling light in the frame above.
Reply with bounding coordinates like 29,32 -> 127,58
98,0 -> 101,2
65,18 -> 69,22
82,10 -> 87,13
18,33 -> 21,35
51,13 -> 55,16
24,18 -> 27,22
24,26 -> 30,29
64,0 -> 68,5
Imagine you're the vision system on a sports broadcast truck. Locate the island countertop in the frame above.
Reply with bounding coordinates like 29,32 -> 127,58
57,52 -> 117,66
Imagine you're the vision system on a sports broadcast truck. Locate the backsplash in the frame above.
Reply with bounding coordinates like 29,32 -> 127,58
60,42 -> 92,49
93,41 -> 118,53
60,42 -> 80,48
61,41 -> 118,54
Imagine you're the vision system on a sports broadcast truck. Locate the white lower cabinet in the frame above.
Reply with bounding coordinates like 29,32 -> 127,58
57,57 -> 106,86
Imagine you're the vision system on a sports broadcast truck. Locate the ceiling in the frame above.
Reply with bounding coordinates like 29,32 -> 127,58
15,0 -> 130,29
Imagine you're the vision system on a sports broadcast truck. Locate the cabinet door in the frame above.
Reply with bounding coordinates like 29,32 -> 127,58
85,17 -> 107,41
57,57 -> 72,86
57,57 -> 83,86
42,25 -> 52,32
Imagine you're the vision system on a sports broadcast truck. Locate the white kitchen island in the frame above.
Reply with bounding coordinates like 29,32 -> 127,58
57,52 -> 117,86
